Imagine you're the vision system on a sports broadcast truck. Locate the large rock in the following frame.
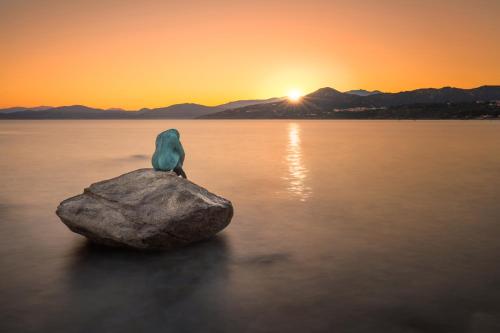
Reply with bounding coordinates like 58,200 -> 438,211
56,169 -> 233,250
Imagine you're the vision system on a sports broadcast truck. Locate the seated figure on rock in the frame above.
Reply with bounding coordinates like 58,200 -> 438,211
152,128 -> 187,178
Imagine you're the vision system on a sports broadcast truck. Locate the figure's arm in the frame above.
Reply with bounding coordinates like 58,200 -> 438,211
178,166 -> 187,179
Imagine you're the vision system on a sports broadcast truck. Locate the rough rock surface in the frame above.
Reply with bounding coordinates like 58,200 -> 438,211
56,168 -> 233,250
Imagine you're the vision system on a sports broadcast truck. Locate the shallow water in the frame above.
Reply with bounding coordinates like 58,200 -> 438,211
1,120 -> 500,333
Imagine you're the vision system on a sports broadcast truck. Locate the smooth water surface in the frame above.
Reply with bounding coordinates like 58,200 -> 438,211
1,120 -> 500,332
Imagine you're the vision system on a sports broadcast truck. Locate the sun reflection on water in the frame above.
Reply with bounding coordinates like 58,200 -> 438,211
283,123 -> 311,201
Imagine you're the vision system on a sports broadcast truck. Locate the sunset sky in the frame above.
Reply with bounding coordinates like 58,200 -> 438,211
1,0 -> 499,109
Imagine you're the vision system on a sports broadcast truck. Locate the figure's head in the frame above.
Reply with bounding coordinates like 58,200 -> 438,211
165,128 -> 181,139
164,128 -> 180,138
156,128 -> 179,141
155,128 -> 180,147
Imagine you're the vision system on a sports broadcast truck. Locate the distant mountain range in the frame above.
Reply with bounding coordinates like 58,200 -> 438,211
0,97 -> 283,119
345,89 -> 382,96
0,106 -> 53,114
136,97 -> 283,119
1,86 -> 499,120
201,86 -> 500,119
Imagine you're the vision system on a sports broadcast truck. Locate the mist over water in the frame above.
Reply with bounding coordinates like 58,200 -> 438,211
1,120 -> 500,332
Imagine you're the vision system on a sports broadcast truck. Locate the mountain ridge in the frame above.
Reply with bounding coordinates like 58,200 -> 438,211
1,86 -> 499,119
201,85 -> 500,119
345,89 -> 382,96
0,97 -> 283,119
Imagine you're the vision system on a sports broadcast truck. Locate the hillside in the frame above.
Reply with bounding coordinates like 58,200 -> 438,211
0,97 -> 282,119
1,86 -> 499,120
201,86 -> 500,119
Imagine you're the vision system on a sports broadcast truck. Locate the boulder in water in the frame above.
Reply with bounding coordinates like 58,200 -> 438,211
56,169 -> 233,250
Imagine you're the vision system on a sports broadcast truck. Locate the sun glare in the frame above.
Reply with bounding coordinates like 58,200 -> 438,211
288,89 -> 302,103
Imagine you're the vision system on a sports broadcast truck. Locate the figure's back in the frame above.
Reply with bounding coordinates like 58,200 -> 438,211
152,129 -> 184,171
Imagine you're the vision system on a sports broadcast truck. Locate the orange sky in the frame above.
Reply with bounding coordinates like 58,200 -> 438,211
1,0 -> 499,109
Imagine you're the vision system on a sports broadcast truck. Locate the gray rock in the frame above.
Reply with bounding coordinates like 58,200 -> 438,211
56,168 -> 233,250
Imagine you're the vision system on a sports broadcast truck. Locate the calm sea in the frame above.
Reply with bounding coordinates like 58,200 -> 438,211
1,120 -> 500,332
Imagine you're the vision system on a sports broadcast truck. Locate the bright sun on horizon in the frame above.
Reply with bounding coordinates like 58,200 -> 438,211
288,89 -> 303,103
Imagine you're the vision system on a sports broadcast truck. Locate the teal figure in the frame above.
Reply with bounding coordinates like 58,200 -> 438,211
152,129 -> 187,178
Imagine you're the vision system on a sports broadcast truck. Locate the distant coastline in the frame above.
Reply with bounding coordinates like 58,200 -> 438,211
1,86 -> 499,120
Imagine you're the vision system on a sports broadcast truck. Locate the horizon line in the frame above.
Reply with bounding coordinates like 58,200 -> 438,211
1,84 -> 498,110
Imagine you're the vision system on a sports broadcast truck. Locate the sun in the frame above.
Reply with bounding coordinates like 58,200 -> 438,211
287,89 -> 302,103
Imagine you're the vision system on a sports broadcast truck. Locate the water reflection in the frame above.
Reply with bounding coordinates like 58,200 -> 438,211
283,123 -> 311,201
54,236 -> 231,332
